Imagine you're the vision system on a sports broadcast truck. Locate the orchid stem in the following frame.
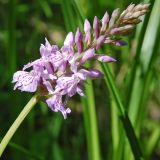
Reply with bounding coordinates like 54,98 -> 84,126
0,94 -> 38,157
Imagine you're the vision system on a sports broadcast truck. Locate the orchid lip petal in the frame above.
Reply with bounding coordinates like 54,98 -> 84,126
46,95 -> 71,119
43,80 -> 54,94
12,70 -> 40,92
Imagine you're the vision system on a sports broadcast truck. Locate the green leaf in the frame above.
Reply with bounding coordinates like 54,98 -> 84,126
101,63 -> 143,160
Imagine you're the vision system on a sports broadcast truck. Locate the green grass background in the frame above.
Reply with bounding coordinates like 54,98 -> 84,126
0,0 -> 159,159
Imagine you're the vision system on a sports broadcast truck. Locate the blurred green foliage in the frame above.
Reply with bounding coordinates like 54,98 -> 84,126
0,0 -> 159,159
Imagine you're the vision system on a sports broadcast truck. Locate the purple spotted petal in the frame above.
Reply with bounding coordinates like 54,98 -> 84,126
43,80 -> 54,94
23,59 -> 43,70
46,95 -> 71,119
69,53 -> 79,73
12,70 -> 40,92
55,71 -> 86,97
61,46 -> 74,60
76,85 -> 85,96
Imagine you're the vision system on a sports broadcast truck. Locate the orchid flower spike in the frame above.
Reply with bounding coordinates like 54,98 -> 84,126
12,3 -> 149,119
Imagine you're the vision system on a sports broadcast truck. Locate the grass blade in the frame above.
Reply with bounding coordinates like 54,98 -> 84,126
136,2 -> 160,131
145,125 -> 160,158
39,0 -> 53,18
86,79 -> 101,160
60,2 -> 101,159
61,0 -> 77,32
101,63 -> 143,160
0,137 -> 44,160
127,0 -> 160,129
82,73 -> 101,160
126,0 -> 155,107
7,0 -> 17,77
111,100 -> 125,160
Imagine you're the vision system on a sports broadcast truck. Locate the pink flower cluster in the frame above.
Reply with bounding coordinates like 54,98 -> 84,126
12,35 -> 115,118
12,4 -> 149,118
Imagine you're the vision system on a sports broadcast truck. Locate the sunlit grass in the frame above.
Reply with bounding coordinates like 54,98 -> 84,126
0,0 -> 159,159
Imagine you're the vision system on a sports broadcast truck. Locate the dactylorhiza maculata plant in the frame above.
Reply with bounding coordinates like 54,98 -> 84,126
12,3 -> 150,118
0,3 -> 149,157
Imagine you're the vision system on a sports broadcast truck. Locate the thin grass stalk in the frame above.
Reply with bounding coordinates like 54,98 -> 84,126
111,100 -> 125,160
82,78 -> 101,160
61,0 -> 76,32
145,126 -> 160,158
124,1 -> 159,159
135,23 -> 160,131
0,95 -> 38,157
108,66 -> 125,160
127,0 -> 160,129
8,0 -> 17,76
72,0 -> 86,21
111,100 -> 119,160
0,137 -> 44,160
69,2 -> 101,159
61,1 -> 101,159
101,63 -> 143,160
101,64 -> 125,116
39,0 -> 52,18
127,0 -> 155,107
81,98 -> 92,160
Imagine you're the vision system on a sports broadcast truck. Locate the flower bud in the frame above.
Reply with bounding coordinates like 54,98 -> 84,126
75,28 -> 83,53
79,69 -> 103,79
121,18 -> 141,25
142,4 -> 150,10
64,32 -> 74,46
112,40 -> 127,46
124,12 -> 132,19
101,11 -> 109,32
131,11 -> 142,18
84,19 -> 91,32
110,25 -> 134,34
126,4 -> 135,12
133,4 -> 143,12
96,55 -> 116,62
84,19 -> 91,45
93,16 -> 100,39
109,8 -> 120,29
